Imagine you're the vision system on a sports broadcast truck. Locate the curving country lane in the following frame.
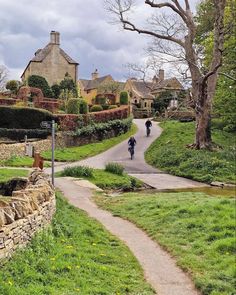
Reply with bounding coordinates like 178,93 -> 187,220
52,119 -> 207,190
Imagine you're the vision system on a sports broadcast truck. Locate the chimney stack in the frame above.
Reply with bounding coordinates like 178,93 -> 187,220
92,69 -> 99,80
152,75 -> 158,84
159,69 -> 164,82
50,31 -> 60,45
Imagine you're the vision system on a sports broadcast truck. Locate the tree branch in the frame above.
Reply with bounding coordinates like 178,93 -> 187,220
219,72 -> 236,81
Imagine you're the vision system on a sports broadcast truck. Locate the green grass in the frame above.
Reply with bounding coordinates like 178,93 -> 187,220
94,191 -> 236,295
0,168 -> 29,182
43,124 -> 137,162
145,121 -> 235,183
0,192 -> 154,295
0,155 -> 50,168
59,167 -> 143,190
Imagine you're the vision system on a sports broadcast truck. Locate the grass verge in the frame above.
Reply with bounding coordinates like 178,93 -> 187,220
42,123 -> 137,162
58,166 -> 143,190
94,191 -> 235,295
0,168 -> 29,182
145,121 -> 235,183
0,156 -> 50,168
0,192 -> 154,295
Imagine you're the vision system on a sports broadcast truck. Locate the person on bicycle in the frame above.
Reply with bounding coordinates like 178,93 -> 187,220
145,119 -> 152,136
128,136 -> 136,159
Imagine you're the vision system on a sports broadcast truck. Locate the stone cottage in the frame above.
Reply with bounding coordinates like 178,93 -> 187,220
21,31 -> 79,86
124,69 -> 184,113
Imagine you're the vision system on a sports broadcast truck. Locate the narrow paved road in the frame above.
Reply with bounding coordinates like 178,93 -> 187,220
51,119 -> 207,189
56,177 -> 201,295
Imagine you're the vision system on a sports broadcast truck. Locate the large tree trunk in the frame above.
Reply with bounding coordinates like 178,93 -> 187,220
194,77 -> 212,149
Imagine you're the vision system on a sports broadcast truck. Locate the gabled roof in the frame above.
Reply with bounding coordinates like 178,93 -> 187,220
31,43 -> 78,64
80,75 -> 112,90
128,77 -> 183,99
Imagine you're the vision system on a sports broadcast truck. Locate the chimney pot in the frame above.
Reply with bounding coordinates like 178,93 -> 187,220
50,31 -> 60,45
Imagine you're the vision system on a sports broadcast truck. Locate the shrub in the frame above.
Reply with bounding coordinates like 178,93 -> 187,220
76,117 -> 132,140
90,105 -> 103,112
6,80 -> 20,95
120,91 -> 128,105
0,106 -> 54,129
105,162 -> 124,175
78,99 -> 88,114
67,98 -> 80,114
61,166 -> 93,178
108,105 -> 117,109
28,75 -> 52,97
95,97 -> 106,105
0,128 -> 50,140
51,84 -> 61,98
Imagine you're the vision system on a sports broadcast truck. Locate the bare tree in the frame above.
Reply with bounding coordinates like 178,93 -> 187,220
0,65 -> 8,91
105,0 -> 226,149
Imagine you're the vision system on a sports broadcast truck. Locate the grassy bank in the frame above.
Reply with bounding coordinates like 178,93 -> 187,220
43,123 -> 137,162
0,192 -> 154,295
0,168 -> 29,182
145,121 -> 235,183
95,191 -> 235,295
59,166 -> 143,190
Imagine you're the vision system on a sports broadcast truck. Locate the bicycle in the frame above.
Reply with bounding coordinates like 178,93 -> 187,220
146,126 -> 151,137
128,145 -> 135,160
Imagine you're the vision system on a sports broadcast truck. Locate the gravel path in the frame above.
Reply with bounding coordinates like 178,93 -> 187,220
56,177 -> 201,295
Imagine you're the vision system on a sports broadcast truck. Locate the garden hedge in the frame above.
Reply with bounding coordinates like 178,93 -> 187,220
0,106 -> 55,129
0,128 -> 51,140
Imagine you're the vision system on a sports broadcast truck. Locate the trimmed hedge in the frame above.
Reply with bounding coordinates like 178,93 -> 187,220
90,105 -> 103,112
75,117 -> 132,141
0,106 -> 54,129
0,128 -> 51,140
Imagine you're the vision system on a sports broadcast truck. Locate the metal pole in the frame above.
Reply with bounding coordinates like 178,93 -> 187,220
51,120 -> 55,186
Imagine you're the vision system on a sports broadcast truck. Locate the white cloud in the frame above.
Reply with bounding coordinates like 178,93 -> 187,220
0,0 -> 199,81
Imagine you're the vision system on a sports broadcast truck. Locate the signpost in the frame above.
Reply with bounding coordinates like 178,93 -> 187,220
41,120 -> 55,186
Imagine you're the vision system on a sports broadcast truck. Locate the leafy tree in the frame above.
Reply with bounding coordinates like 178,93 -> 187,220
6,80 -> 20,95
51,84 -> 61,98
120,91 -> 128,105
28,75 -> 53,97
196,0 -> 236,131
67,98 -> 80,114
78,99 -> 88,114
60,73 -> 78,98
153,91 -> 173,113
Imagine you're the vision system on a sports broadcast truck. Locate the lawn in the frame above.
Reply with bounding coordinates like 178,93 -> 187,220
0,168 -> 29,182
0,192 -> 154,295
145,121 -> 235,183
59,166 -> 143,190
94,191 -> 235,295
0,156 -> 51,168
43,123 -> 137,162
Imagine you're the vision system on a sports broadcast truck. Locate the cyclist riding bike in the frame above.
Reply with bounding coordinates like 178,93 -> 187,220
128,136 -> 136,160
145,119 -> 152,137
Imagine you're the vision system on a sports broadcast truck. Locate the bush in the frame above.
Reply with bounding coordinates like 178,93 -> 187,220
0,106 -> 54,129
78,99 -> 88,114
120,91 -> 128,105
90,105 -> 103,112
51,84 -> 61,98
108,105 -> 117,110
105,162 -> 124,175
95,97 -> 106,105
61,166 -> 93,178
67,98 -> 80,114
0,128 -> 50,140
76,117 -> 132,140
28,75 -> 52,97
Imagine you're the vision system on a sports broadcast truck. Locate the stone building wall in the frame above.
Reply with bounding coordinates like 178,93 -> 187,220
0,170 -> 56,261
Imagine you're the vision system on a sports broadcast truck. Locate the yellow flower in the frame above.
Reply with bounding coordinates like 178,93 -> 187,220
8,281 -> 13,286
75,288 -> 80,292
66,245 -> 73,249
50,257 -> 56,261
100,253 -> 106,256
76,265 -> 80,269
67,265 -> 72,270
92,243 -> 97,246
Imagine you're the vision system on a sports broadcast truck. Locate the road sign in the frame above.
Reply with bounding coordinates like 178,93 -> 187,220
40,121 -> 52,129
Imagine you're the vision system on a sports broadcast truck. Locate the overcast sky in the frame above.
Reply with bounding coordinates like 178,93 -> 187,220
0,0 -> 200,82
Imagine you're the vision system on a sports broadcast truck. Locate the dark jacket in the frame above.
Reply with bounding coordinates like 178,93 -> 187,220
145,120 -> 152,128
128,137 -> 136,147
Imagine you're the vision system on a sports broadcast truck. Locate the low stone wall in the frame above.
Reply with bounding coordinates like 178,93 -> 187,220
0,170 -> 56,261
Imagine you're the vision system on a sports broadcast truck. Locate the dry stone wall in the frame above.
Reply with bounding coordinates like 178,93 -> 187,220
0,170 -> 56,261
